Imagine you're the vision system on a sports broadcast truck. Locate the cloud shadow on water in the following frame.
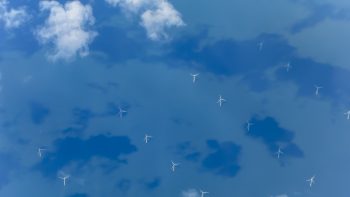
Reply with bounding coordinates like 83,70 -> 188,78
62,108 -> 95,135
245,115 -> 304,161
30,102 -> 50,125
202,140 -> 241,177
35,134 -> 138,177
177,140 -> 241,177
143,177 -> 161,190
0,153 -> 18,189
117,178 -> 131,193
68,193 -> 89,197
165,29 -> 350,104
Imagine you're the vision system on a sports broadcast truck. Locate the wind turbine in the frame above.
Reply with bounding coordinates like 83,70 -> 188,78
258,41 -> 264,51
200,189 -> 209,197
58,175 -> 70,186
190,73 -> 199,83
171,160 -> 180,172
144,134 -> 152,144
314,85 -> 323,96
276,147 -> 284,159
246,121 -> 254,132
38,147 -> 46,158
344,110 -> 350,120
306,175 -> 315,187
217,95 -> 226,107
118,106 -> 127,119
284,62 -> 292,72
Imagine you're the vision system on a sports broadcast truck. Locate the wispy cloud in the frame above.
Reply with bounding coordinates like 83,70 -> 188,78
36,1 -> 97,61
275,194 -> 288,197
181,189 -> 200,197
0,0 -> 27,29
105,0 -> 184,40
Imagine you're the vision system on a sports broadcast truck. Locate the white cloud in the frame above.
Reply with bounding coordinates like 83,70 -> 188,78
141,1 -> 184,40
106,0 -> 151,12
105,0 -> 185,40
0,0 -> 27,29
36,1 -> 97,61
181,189 -> 200,197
